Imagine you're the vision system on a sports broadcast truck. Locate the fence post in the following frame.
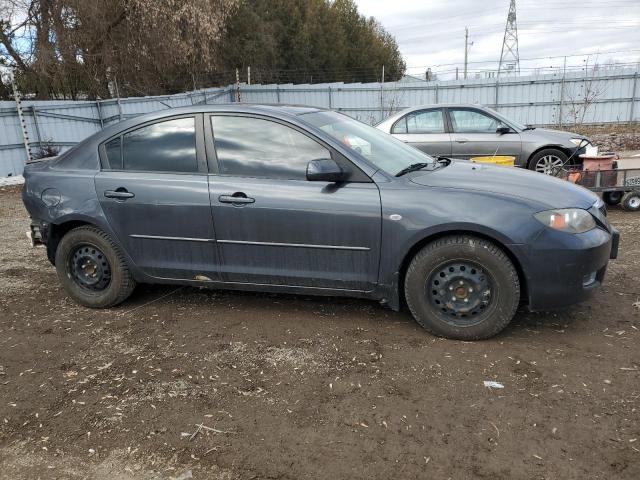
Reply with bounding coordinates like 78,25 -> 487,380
276,85 -> 281,104
630,67 -> 638,123
435,83 -> 439,103
31,106 -> 43,152
559,56 -> 567,127
114,78 -> 123,121
495,80 -> 500,110
328,86 -> 332,109
96,100 -> 104,128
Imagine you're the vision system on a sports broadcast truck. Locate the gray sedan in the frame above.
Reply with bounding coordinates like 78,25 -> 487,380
22,104 -> 617,340
376,104 -> 591,173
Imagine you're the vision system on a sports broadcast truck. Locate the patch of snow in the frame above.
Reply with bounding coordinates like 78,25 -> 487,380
0,175 -> 24,187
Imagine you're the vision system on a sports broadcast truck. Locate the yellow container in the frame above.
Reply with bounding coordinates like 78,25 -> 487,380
470,155 -> 516,167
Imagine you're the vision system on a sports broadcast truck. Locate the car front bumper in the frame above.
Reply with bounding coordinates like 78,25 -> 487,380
512,225 -> 618,311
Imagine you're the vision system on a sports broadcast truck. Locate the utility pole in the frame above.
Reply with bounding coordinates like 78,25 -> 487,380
464,27 -> 469,79
498,0 -> 520,77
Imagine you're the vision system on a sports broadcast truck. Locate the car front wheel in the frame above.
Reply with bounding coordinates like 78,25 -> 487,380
528,148 -> 569,175
55,225 -> 136,308
404,235 -> 520,340
621,191 -> 640,212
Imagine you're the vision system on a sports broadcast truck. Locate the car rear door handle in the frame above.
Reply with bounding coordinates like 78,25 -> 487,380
219,193 -> 255,205
455,138 -> 469,143
104,188 -> 135,200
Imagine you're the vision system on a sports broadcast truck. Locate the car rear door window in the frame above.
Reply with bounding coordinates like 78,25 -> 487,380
104,137 -> 122,169
449,109 -> 503,133
405,110 -> 445,134
211,116 -> 330,180
121,117 -> 197,172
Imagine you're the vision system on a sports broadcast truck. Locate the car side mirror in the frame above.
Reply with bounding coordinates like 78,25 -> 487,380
306,159 -> 348,182
496,126 -> 511,134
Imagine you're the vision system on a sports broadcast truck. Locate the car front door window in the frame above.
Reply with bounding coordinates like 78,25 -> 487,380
211,116 -> 330,179
449,109 -> 503,133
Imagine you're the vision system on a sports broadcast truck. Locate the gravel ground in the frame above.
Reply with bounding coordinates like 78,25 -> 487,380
0,185 -> 639,480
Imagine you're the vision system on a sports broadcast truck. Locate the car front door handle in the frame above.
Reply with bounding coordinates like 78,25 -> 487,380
455,138 -> 469,143
219,193 -> 255,205
104,188 -> 135,200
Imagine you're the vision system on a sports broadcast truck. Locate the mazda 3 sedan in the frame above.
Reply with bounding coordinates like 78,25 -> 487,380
22,105 -> 618,340
376,104 -> 591,173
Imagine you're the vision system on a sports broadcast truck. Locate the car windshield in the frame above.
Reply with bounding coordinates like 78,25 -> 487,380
302,111 -> 434,175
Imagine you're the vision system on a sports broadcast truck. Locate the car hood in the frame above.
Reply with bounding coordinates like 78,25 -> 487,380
520,127 -> 585,145
409,160 -> 598,209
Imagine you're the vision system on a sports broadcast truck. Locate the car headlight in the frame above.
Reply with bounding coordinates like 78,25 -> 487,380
534,208 -> 596,233
569,138 -> 589,147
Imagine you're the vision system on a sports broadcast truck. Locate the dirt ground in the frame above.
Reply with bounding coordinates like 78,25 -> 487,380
0,185 -> 639,480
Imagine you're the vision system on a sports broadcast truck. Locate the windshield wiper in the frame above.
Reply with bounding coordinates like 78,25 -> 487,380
395,162 -> 432,177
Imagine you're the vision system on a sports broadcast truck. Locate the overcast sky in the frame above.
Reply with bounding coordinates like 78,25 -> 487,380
354,0 -> 640,79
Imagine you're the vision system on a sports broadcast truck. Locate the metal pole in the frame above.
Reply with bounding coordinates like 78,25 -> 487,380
276,85 -> 281,104
380,65 -> 385,119
114,78 -> 123,121
435,83 -> 439,103
495,80 -> 500,109
235,68 -> 241,102
96,100 -> 104,128
31,106 -> 43,150
464,27 -> 469,80
328,86 -> 332,109
247,66 -> 251,85
559,56 -> 566,127
630,64 -> 639,123
11,77 -> 32,164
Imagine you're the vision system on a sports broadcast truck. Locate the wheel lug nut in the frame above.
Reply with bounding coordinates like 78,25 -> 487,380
468,288 -> 473,293
449,286 -> 453,291
464,298 -> 469,303
459,280 -> 464,285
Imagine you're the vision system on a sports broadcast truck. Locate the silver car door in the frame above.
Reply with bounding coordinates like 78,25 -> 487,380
448,107 -> 522,161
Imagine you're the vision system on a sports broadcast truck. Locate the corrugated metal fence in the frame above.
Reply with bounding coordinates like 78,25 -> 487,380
1,67 -> 638,177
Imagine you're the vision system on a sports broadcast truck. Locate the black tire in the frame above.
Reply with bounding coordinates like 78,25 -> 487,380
603,191 -> 623,206
404,235 -> 520,340
621,191 -> 640,212
55,225 -> 136,308
527,148 -> 569,175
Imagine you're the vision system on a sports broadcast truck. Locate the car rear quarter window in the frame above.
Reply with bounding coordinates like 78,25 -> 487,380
211,116 -> 330,180
121,117 -> 197,172
104,137 -> 122,169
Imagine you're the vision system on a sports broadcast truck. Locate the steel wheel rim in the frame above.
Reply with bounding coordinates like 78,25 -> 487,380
629,196 -> 640,209
69,243 -> 111,291
535,155 -> 564,175
427,260 -> 493,327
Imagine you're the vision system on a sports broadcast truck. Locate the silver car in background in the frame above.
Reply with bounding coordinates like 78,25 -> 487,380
376,104 -> 591,173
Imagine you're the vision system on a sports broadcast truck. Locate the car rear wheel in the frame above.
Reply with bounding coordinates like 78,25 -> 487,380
404,235 -> 520,340
603,191 -> 623,206
55,226 -> 136,308
528,148 -> 569,175
621,191 -> 640,212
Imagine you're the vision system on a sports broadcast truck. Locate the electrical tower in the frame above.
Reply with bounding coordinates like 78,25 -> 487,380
498,0 -> 520,77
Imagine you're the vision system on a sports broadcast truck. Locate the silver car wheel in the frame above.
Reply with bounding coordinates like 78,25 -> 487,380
535,154 -> 565,175
629,196 -> 640,209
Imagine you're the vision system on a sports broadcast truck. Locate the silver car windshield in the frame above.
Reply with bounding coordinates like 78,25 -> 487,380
302,111 -> 434,175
